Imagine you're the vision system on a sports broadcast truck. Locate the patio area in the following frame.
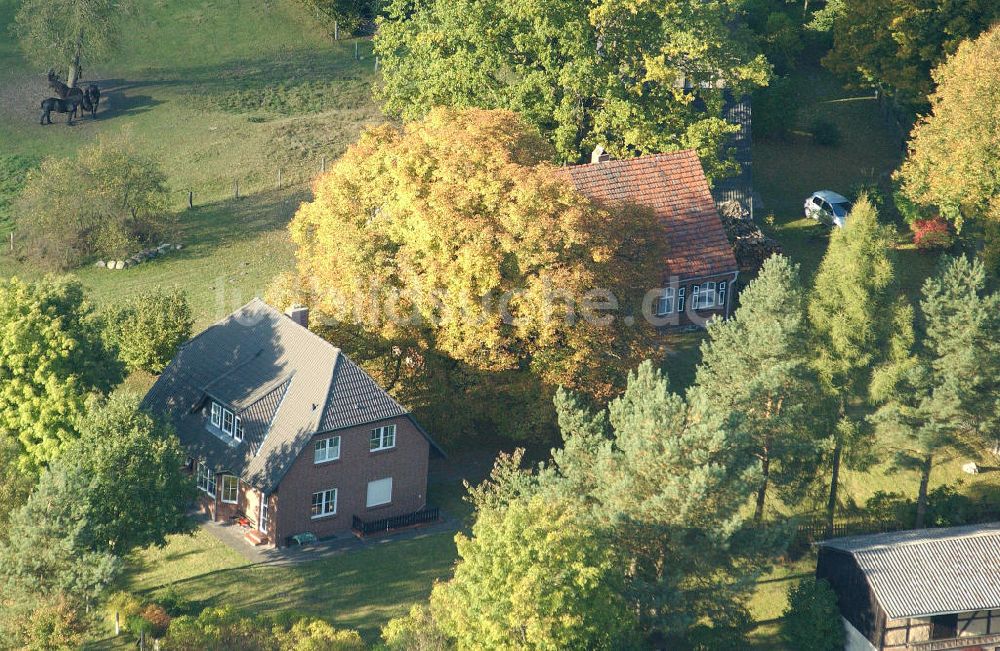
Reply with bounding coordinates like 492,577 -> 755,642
196,510 -> 459,566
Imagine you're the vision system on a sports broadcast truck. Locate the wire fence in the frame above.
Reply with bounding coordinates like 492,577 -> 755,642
167,153 -> 334,211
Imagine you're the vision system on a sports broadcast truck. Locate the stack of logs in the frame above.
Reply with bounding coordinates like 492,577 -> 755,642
717,200 -> 782,274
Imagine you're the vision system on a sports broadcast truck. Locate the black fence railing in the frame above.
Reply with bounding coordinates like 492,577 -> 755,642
352,507 -> 440,536
792,506 -> 1000,554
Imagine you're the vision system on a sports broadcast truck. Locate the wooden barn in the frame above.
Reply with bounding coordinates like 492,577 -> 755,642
816,523 -> 1000,650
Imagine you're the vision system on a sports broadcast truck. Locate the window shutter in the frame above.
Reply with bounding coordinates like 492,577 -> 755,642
366,478 -> 393,507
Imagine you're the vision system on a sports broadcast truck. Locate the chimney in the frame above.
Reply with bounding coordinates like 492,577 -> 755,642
591,144 -> 611,164
285,304 -> 309,329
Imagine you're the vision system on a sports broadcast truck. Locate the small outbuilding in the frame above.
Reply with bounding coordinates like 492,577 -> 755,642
816,523 -> 1000,650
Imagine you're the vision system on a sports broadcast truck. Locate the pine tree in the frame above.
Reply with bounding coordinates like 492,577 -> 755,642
871,256 -> 1000,526
591,362 -> 776,644
691,255 -> 826,523
807,197 -> 896,533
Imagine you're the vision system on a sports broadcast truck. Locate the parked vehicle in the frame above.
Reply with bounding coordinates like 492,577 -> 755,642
804,190 -> 853,227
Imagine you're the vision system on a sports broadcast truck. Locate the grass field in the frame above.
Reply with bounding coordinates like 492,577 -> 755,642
0,0 -> 381,328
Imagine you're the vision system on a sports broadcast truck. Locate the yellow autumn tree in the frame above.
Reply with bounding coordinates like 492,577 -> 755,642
289,108 -> 664,439
896,23 -> 1000,256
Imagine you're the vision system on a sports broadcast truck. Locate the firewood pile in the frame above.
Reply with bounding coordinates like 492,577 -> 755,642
718,200 -> 783,274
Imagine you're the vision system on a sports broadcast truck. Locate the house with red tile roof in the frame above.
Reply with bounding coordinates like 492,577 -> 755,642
559,148 -> 739,328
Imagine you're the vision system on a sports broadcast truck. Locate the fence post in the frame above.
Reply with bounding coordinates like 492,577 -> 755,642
234,179 -> 240,200
334,21 -> 338,40
321,155 -> 326,173
374,56 -> 379,73
355,42 -> 359,61
187,190 -> 193,209
8,231 -> 12,252
277,169 -> 282,190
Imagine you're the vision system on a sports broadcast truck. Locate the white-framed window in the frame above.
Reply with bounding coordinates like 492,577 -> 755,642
370,424 -> 396,451
677,287 -> 686,312
717,281 -> 728,306
366,477 -> 393,507
314,436 -> 341,464
693,282 -> 717,310
311,488 -> 338,518
655,288 -> 676,316
221,475 -> 239,504
209,401 -> 243,442
196,461 -> 216,497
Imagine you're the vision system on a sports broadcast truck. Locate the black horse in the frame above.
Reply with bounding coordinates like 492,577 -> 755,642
47,69 -> 87,108
83,84 -> 100,118
40,97 -> 82,125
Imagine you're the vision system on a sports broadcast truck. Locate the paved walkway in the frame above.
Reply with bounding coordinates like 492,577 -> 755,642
196,512 -> 461,566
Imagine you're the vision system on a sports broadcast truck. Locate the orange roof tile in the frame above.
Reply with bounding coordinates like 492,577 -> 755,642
558,150 -> 738,280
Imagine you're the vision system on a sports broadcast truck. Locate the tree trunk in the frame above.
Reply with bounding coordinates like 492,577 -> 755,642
754,450 -> 770,525
915,454 -> 933,528
67,29 -> 84,88
825,441 -> 842,537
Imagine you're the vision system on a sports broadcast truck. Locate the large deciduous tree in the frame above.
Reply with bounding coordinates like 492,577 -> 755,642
0,276 -> 123,471
374,0 -> 769,175
0,393 -> 194,641
808,197 -> 897,533
12,0 -> 134,87
691,255 -> 826,524
871,257 -> 1000,527
102,288 -> 193,374
817,0 -> 999,108
289,107 -> 665,441
430,492 -> 635,649
896,24 -> 1000,266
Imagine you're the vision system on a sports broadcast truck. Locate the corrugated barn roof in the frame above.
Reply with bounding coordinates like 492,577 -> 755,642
820,523 -> 1000,619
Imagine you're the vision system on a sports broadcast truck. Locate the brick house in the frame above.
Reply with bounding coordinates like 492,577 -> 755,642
560,148 -> 740,328
142,299 -> 443,547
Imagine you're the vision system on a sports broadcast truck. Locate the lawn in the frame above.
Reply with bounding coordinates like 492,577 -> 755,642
89,528 -> 458,646
754,65 -> 938,296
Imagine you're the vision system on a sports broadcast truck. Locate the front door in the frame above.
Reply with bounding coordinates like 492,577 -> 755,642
259,494 -> 270,534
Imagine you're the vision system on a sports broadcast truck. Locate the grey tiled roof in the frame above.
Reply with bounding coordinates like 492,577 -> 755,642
820,523 -> 1000,619
142,299 -> 436,493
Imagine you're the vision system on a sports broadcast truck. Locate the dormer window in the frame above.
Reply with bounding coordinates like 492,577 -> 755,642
209,401 -> 243,442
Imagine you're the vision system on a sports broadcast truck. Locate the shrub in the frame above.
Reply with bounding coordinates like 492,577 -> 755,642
102,288 -> 193,373
14,130 -> 170,270
274,618 -> 366,650
810,118 -> 841,146
911,217 -> 953,251
781,578 -> 844,651
141,604 -> 171,638
382,603 -> 452,650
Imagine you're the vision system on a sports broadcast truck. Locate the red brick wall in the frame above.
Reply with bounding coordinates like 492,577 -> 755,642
272,416 -> 430,545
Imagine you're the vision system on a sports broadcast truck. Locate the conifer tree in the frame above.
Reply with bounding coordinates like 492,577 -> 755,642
871,256 -> 1000,526
692,255 -> 826,524
807,197 -> 896,532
